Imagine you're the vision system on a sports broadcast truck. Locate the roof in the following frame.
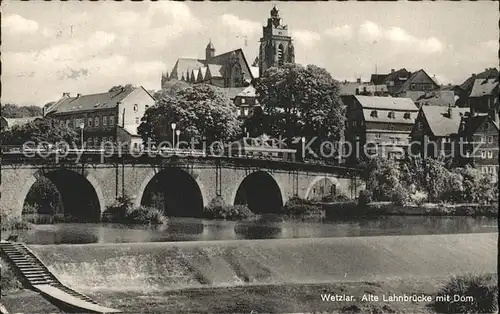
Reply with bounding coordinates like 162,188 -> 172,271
469,78 -> 499,98
207,64 -> 223,78
3,116 -> 43,127
399,69 -> 439,93
459,68 -> 498,91
421,105 -> 469,137
370,74 -> 388,85
171,58 -> 205,80
415,90 -> 456,107
221,87 -> 247,100
383,68 -> 411,84
354,95 -> 418,111
250,66 -> 259,79
191,69 -> 200,81
46,86 -> 138,115
362,109 -> 416,125
199,67 -> 207,80
119,124 -> 140,137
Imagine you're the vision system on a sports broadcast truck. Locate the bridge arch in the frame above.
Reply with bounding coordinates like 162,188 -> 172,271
20,168 -> 105,222
137,168 -> 205,218
304,176 -> 339,200
232,171 -> 284,214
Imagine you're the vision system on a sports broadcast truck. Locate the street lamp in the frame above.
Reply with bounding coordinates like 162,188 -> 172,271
170,123 -> 176,149
175,130 -> 181,149
79,122 -> 85,149
301,136 -> 306,162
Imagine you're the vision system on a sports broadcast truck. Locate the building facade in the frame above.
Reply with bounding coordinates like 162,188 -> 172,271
44,85 -> 155,149
342,95 -> 419,162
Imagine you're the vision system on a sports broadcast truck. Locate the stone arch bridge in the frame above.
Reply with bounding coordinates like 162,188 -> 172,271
0,155 -> 365,220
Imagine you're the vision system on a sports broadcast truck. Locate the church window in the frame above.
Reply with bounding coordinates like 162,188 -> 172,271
278,44 -> 284,66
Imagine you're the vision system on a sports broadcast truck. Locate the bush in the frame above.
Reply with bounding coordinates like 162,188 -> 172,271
409,190 -> 427,205
1,211 -> 31,232
432,274 -> 498,313
282,197 -> 322,217
321,194 -> 350,202
204,203 -> 254,221
125,206 -> 168,225
102,195 -> 135,222
358,190 -> 372,207
1,259 -> 23,295
391,185 -> 410,206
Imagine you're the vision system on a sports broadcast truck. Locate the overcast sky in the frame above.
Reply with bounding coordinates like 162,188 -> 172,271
2,1 -> 498,105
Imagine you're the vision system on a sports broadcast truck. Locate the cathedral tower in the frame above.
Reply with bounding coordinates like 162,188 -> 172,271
258,6 -> 295,77
206,40 -> 215,62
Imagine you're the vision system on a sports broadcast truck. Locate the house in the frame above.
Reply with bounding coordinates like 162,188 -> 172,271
342,95 -> 419,162
410,105 -> 469,160
456,67 -> 498,107
370,68 -> 412,96
458,113 -> 499,182
468,77 -> 499,116
395,69 -> 440,101
44,85 -> 155,149
0,116 -> 43,131
369,68 -> 440,101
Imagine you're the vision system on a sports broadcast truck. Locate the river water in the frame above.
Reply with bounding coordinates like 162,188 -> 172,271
15,215 -> 498,245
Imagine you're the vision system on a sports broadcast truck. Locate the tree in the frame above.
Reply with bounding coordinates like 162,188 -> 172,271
153,79 -> 190,100
1,117 -> 79,145
255,63 -> 346,147
365,157 -> 405,202
1,103 -> 43,118
138,84 -> 242,146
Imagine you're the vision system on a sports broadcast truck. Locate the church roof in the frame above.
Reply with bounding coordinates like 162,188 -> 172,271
250,66 -> 259,79
171,58 -> 205,80
207,64 -> 223,78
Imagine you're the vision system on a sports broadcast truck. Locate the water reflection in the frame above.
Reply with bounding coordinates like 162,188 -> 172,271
15,215 -> 498,245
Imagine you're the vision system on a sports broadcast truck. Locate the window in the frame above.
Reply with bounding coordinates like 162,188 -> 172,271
145,105 -> 150,109
479,135 -> 486,143
375,133 -> 381,139
135,117 -> 140,124
482,166 -> 487,173
278,44 -> 284,66
410,84 -> 416,90
241,98 -> 246,104
87,137 -> 93,146
243,108 -> 249,116
388,125 -> 396,131
487,151 -> 493,159
109,116 -> 115,126
487,136 -> 494,143
403,112 -> 411,119
237,108 -> 242,116
417,121 -> 423,131
94,117 -> 100,127
353,121 -> 357,127
485,122 -> 490,130
103,116 -> 108,126
490,166 -> 495,174
388,111 -> 395,119
481,151 -> 486,159
133,104 -> 139,112
370,110 -> 378,118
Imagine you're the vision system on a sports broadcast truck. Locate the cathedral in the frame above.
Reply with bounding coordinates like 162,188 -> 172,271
161,6 -> 295,89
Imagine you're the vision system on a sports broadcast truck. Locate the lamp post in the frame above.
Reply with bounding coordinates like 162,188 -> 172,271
175,130 -> 181,149
301,136 -> 306,162
79,122 -> 85,149
170,123 -> 176,149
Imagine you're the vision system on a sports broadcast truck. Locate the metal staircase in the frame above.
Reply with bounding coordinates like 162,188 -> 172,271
0,241 -> 120,313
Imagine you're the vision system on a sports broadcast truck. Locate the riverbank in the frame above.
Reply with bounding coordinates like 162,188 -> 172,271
2,275 -> 496,313
324,202 -> 499,219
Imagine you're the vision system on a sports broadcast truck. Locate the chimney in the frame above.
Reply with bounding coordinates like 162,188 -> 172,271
356,78 -> 361,83
63,92 -> 70,97
447,104 -> 453,118
391,69 -> 395,73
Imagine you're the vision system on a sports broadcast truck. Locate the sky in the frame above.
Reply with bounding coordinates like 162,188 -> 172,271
1,1 -> 498,105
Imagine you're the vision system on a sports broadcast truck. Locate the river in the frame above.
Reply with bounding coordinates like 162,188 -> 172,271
15,215 -> 498,245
